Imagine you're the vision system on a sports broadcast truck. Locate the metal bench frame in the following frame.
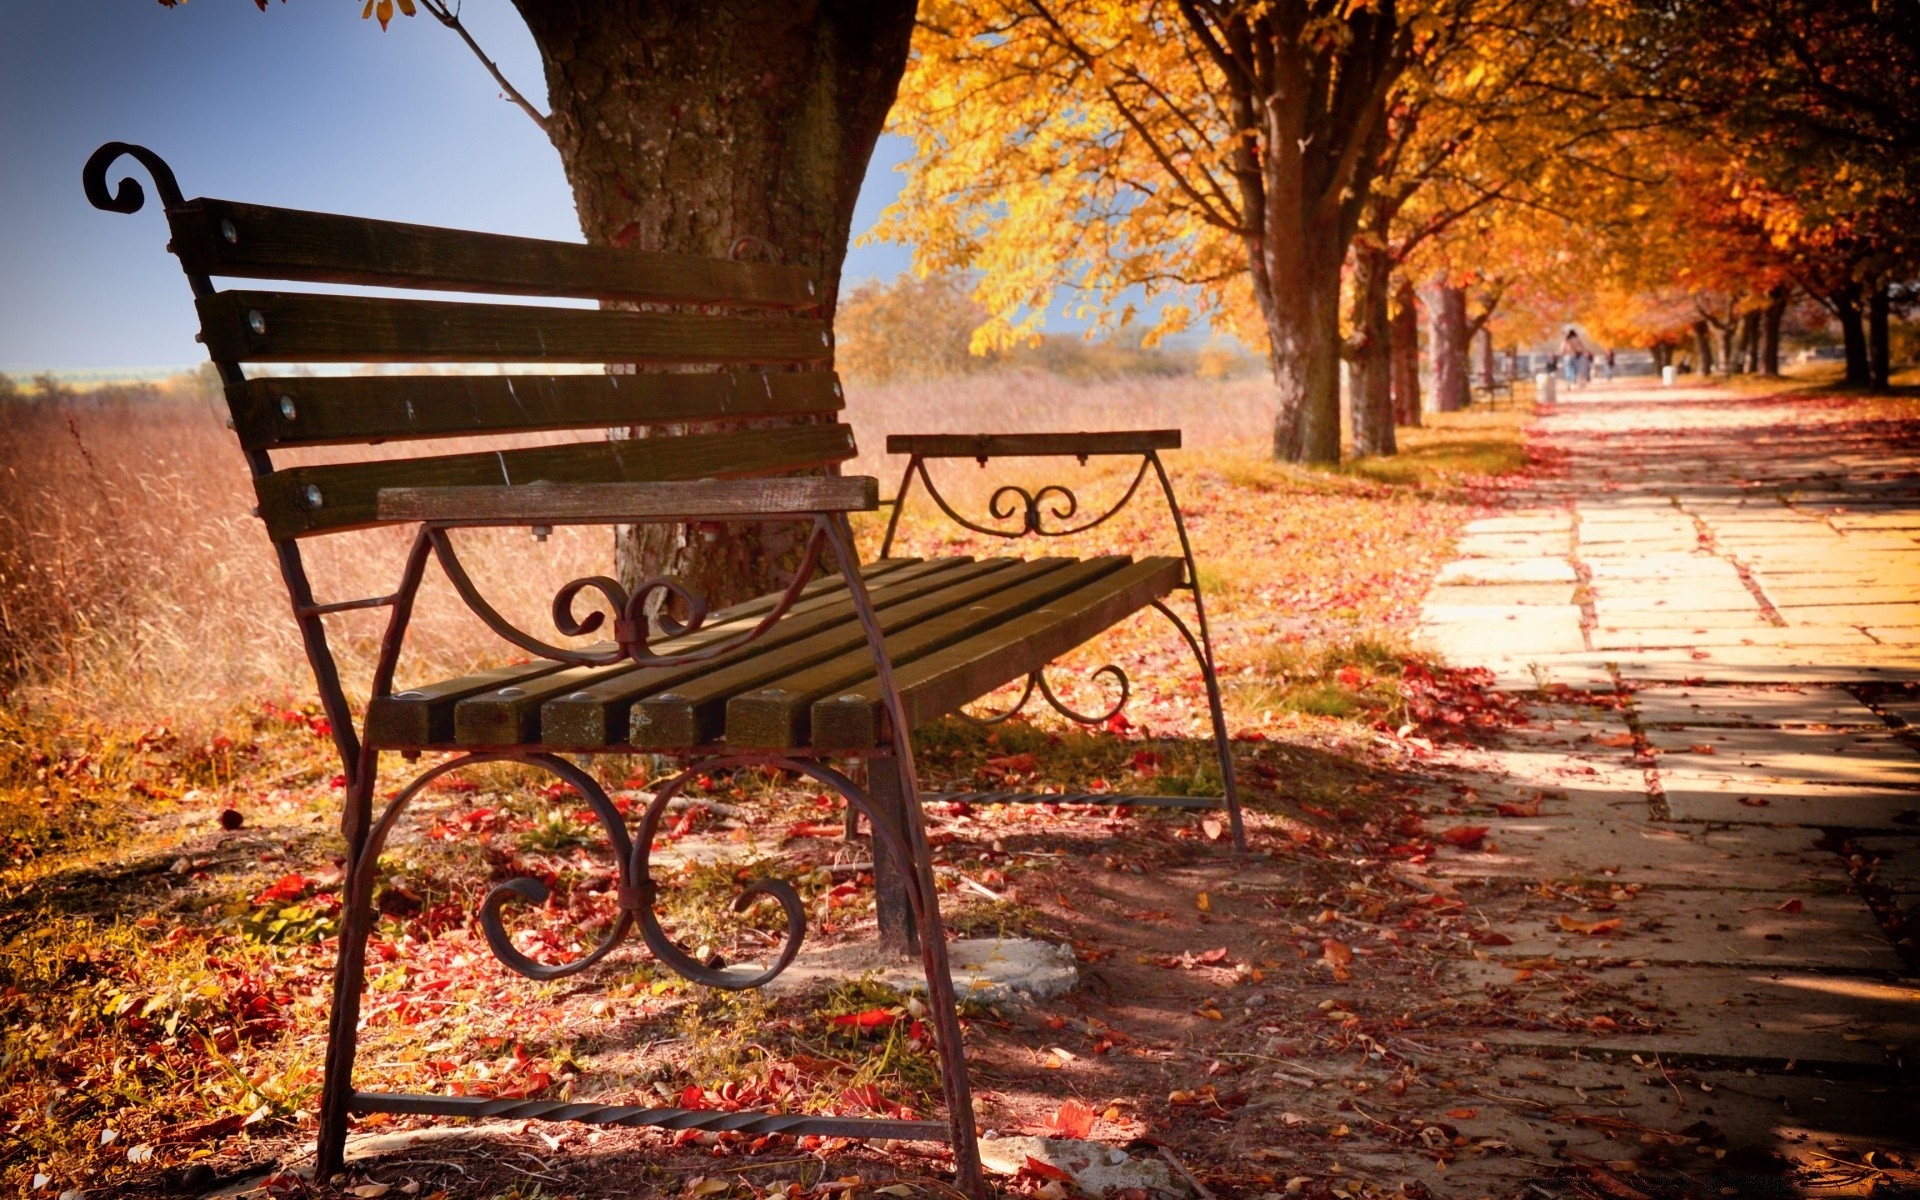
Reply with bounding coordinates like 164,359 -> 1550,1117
87,143 -> 1241,1198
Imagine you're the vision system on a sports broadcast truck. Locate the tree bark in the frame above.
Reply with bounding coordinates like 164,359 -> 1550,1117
512,0 -> 916,607
1347,243 -> 1396,457
1390,278 -> 1421,427
1868,277 -> 1892,391
1832,286 -> 1870,386
1760,291 -> 1787,376
1256,227 -> 1349,464
1739,308 -> 1761,373
1691,320 -> 1715,376
1428,283 -> 1471,413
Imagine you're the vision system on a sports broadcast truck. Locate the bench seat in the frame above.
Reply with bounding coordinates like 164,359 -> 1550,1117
366,553 -> 1182,754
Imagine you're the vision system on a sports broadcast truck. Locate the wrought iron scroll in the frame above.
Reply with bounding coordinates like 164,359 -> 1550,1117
956,663 -> 1130,727
426,521 -> 827,670
83,142 -> 187,217
882,455 -> 1152,554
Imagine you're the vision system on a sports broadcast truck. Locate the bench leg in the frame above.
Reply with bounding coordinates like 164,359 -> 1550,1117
1152,598 -> 1247,851
316,758 -> 380,1179
869,753 -> 921,958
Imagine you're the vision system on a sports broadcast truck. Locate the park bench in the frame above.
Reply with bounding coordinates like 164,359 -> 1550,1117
86,142 -> 1241,1196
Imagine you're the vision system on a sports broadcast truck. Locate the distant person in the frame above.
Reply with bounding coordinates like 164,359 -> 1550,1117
1559,328 -> 1588,386
1604,348 -> 1616,382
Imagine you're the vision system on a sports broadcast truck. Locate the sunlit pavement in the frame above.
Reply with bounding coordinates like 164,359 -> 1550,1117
1416,380 -> 1920,1176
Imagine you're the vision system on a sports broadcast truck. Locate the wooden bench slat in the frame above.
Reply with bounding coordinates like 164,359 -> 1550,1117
197,291 -> 833,365
627,560 -> 1074,750
884,431 -> 1181,458
536,558 -> 982,749
724,557 -> 1134,749
451,559 -> 964,747
377,476 -> 878,524
370,559 -> 922,748
169,198 -> 818,308
230,371 -> 842,450
256,423 -> 858,539
809,557 -> 1185,750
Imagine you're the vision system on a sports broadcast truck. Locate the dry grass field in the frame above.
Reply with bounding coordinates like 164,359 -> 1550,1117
0,369 -> 1533,1199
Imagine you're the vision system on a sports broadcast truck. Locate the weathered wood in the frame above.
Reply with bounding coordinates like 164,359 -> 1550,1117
168,198 -> 819,308
885,431 -> 1180,459
629,560 -> 1057,749
197,290 -> 833,365
378,559 -> 921,749
364,655 -> 596,747
256,423 -> 857,539
228,370 -> 842,451
377,476 -> 879,524
536,558 -> 978,749
724,558 -> 1126,749
809,557 -> 1185,749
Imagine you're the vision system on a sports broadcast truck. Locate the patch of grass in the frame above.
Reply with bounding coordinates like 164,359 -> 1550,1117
1342,407 -> 1529,486
1247,634 -> 1430,726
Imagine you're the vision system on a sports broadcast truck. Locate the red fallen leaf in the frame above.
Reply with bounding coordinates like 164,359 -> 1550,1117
1047,1099 -> 1096,1139
1195,947 -> 1230,965
252,872 -> 308,907
1023,1156 -> 1075,1183
785,821 -> 844,839
1588,1015 -> 1621,1032
1471,930 -> 1513,946
1320,938 -> 1354,981
1777,898 -> 1804,913
680,1084 -> 709,1109
1447,1107 -> 1478,1119
987,752 -> 1038,773
1439,825 -> 1490,849
831,1007 -> 898,1030
1494,798 -> 1541,818
1737,797 -> 1771,807
1594,732 -> 1636,748
1688,743 -> 1717,755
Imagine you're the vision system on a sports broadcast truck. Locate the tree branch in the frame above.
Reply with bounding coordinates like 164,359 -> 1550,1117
420,0 -> 551,136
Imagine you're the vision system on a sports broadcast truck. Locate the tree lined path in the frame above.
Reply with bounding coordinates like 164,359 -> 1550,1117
1412,381 -> 1919,1190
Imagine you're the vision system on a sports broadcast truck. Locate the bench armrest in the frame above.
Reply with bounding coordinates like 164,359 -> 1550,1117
884,430 -> 1180,460
376,476 -> 878,524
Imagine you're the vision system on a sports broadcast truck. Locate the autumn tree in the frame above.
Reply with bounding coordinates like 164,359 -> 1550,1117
882,0 -> 1420,465
175,0 -> 917,605
836,272 -> 991,382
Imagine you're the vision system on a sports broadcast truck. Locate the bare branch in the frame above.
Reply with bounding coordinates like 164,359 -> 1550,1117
419,0 -> 551,136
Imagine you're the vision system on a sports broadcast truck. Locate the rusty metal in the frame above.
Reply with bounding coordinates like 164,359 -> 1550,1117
97,144 -> 987,1194
351,1092 -> 947,1140
955,662 -> 1129,727
881,442 -> 1243,850
428,521 -> 826,669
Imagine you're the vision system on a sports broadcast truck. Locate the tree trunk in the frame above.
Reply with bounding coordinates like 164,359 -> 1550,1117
1691,320 -> 1715,376
1390,279 -> 1421,427
1832,286 -> 1869,386
1760,292 -> 1786,376
1739,309 -> 1761,373
1477,326 -> 1496,391
1868,277 -> 1892,391
1717,320 -> 1738,375
1428,283 -> 1471,413
513,0 -> 916,607
1651,343 -> 1671,371
1256,228 -> 1347,464
1347,243 -> 1396,457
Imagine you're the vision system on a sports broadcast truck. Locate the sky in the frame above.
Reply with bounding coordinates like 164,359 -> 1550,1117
0,0 -> 918,374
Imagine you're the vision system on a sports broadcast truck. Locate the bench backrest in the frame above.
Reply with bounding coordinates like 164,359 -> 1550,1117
102,150 -> 850,542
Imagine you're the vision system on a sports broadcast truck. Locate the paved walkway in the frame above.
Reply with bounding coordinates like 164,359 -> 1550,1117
1416,382 -> 1919,1189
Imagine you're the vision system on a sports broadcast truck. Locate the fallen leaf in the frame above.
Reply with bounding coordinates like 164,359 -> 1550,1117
1776,898 -> 1804,913
1557,915 -> 1623,936
1447,1107 -> 1478,1119
1688,743 -> 1716,755
1196,891 -> 1211,912
1047,1098 -> 1096,1139
1022,1156 -> 1074,1183
1320,938 -> 1354,981
1494,798 -> 1541,818
1595,733 -> 1636,748
1737,797 -> 1770,807
1439,825 -> 1489,849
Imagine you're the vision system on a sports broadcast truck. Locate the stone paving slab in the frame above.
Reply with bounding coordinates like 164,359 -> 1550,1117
1473,968 -> 1918,1073
1454,532 -> 1568,558
1595,627 -> 1877,650
1488,890 -> 1898,971
1417,605 -> 1586,657
1425,583 -> 1579,607
1660,779 -> 1920,832
1629,685 -> 1884,727
1645,731 -> 1920,787
1463,513 -> 1572,535
1423,818 -> 1848,892
1433,557 -> 1578,585
1591,608 -> 1773,627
